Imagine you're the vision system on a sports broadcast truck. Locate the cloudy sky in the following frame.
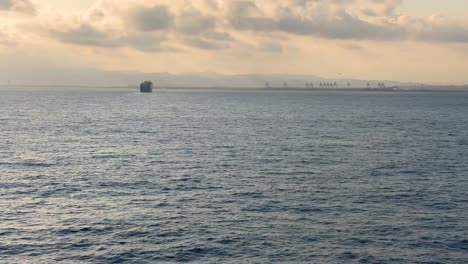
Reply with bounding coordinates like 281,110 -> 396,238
1,0 -> 468,84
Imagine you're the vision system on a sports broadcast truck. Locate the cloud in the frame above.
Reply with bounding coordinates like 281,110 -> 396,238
176,10 -> 216,35
0,0 -> 35,14
51,24 -> 118,47
224,0 -> 406,40
277,12 -> 403,40
226,1 -> 277,31
410,16 -> 468,43
259,41 -> 283,53
183,37 -> 226,50
202,31 -> 232,41
4,0 -> 468,55
0,29 -> 16,46
50,23 -> 167,52
131,5 -> 173,32
218,0 -> 468,42
420,26 -> 468,43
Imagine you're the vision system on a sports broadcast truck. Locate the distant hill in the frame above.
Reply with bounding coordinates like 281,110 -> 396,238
0,66 -> 415,88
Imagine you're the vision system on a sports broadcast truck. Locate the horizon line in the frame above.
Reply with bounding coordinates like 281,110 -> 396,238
1,84 -> 468,92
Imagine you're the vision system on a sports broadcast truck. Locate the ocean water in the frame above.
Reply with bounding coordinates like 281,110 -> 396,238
0,87 -> 467,263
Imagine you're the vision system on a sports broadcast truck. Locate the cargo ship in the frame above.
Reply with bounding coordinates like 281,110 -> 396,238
140,81 -> 153,93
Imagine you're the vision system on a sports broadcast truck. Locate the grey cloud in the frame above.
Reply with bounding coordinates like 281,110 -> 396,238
0,0 -> 14,9
278,13 -> 403,40
132,5 -> 173,32
42,0 -> 468,52
183,37 -> 226,50
230,16 -> 277,31
51,24 -> 166,52
417,25 -> 468,43
0,0 -> 35,14
227,1 -> 277,31
176,11 -> 216,35
52,24 -> 119,47
120,32 -> 166,52
203,31 -> 232,41
360,8 -> 379,17
226,1 -> 403,40
260,41 -> 283,53
227,0 -> 256,17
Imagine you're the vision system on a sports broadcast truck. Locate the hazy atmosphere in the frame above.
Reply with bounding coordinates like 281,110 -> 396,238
2,1 -> 468,263
1,0 -> 468,85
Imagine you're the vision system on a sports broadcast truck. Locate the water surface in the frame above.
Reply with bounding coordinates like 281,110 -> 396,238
1,88 -> 467,263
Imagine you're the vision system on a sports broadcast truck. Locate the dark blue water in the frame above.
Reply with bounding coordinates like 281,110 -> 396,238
1,88 -> 467,263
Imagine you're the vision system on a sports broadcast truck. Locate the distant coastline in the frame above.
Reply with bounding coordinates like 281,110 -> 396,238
1,84 -> 468,93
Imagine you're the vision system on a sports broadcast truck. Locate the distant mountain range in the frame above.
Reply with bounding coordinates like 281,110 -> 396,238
1,67 -> 467,90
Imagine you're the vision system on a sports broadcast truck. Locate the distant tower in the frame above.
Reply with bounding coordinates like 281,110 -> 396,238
310,83 -> 314,88
320,82 -> 323,87
283,82 -> 288,88
347,82 -> 351,88
265,82 -> 270,88
367,82 -> 370,89
305,82 -> 309,88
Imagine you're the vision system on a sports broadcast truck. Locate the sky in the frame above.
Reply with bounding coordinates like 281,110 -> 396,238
1,0 -> 468,84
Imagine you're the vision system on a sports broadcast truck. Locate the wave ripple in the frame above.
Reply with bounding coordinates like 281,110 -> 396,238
1,89 -> 468,263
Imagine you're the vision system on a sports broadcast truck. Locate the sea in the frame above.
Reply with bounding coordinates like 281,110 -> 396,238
0,87 -> 467,263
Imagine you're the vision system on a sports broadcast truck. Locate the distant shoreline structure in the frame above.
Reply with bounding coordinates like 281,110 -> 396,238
1,84 -> 467,92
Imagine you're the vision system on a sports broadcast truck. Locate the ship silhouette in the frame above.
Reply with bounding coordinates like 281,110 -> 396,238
140,81 -> 153,93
